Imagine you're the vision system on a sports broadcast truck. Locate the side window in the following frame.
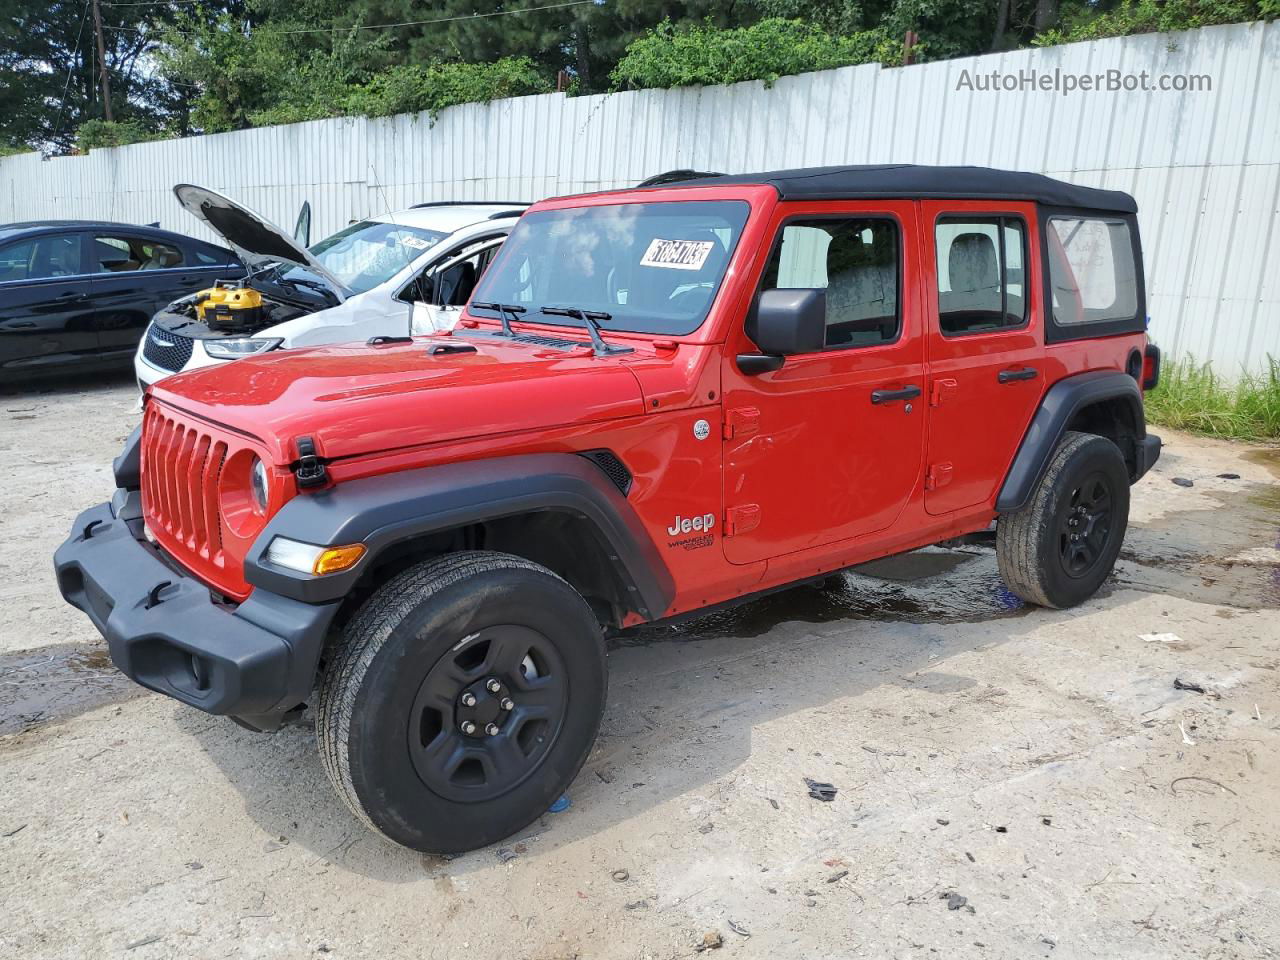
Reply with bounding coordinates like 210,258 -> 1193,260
92,235 -> 184,273
935,217 -> 1027,335
192,245 -> 233,266
1048,217 -> 1138,326
761,218 -> 900,347
0,234 -> 83,282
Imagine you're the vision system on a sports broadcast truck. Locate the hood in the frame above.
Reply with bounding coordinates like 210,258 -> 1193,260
148,335 -> 649,464
173,184 -> 349,302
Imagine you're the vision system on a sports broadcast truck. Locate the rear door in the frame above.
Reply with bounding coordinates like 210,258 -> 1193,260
86,232 -> 215,361
921,200 -> 1044,515
0,231 -> 99,374
720,201 -> 927,565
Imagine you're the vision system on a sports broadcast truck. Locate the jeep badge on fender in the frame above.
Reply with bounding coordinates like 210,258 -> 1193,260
55,165 -> 1160,855
668,513 -> 716,536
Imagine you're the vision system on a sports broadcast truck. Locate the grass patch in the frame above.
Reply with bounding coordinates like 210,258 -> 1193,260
1144,356 -> 1280,441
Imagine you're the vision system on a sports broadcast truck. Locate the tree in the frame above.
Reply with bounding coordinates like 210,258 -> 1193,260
612,18 -> 900,89
0,0 -> 244,154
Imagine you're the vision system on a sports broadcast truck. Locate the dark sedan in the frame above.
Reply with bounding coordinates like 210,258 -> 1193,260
0,220 -> 242,380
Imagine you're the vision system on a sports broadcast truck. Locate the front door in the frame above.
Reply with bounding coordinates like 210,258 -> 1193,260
921,201 -> 1045,515
720,201 -> 926,566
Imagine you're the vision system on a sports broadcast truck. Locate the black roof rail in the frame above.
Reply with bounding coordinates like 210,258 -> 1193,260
487,209 -> 526,220
636,170 -> 726,188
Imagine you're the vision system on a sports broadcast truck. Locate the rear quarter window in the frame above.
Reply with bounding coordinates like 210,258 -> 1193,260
1048,217 -> 1139,327
192,244 -> 237,266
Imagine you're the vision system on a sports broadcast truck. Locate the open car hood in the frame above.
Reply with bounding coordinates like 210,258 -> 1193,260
173,184 -> 349,302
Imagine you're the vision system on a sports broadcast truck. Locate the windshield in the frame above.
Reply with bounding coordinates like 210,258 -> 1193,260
469,200 -> 750,335
277,220 -> 447,295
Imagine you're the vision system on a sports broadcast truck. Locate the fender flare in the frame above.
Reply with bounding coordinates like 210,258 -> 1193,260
995,370 -> 1145,513
244,453 -> 675,619
113,425 -> 142,490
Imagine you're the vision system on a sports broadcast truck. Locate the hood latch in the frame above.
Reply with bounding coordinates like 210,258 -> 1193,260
293,436 -> 328,489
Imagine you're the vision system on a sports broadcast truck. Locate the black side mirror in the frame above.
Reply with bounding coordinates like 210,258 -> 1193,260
739,288 -> 826,374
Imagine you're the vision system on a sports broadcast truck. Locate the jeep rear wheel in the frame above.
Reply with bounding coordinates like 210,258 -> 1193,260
316,551 -> 607,853
996,431 -> 1130,609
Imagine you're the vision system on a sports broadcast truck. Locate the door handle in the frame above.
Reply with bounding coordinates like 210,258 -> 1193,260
998,366 -> 1038,384
870,385 -> 922,405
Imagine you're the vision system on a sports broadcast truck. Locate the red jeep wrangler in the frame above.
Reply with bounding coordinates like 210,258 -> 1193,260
56,165 -> 1161,853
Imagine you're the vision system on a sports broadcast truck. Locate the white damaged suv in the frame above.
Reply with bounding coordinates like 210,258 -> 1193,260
135,185 -> 525,387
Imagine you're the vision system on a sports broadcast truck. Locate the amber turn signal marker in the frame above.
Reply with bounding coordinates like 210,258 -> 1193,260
313,544 -> 366,575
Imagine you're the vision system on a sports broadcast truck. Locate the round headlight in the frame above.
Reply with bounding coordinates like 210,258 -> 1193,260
250,457 -> 269,514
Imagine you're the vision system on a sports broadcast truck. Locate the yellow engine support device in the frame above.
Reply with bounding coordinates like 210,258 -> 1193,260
194,283 -> 265,327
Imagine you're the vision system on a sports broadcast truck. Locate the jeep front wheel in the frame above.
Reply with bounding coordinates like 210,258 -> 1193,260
316,551 -> 607,853
996,431 -> 1130,609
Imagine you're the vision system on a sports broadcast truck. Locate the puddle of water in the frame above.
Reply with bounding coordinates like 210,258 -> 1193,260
616,548 -> 1025,645
0,643 -> 140,736
1120,480 -> 1280,610
1248,482 -> 1280,513
1242,447 -> 1280,479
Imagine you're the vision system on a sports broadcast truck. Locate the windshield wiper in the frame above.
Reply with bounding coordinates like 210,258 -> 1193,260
539,306 -> 632,356
470,301 -> 526,337
277,275 -> 340,303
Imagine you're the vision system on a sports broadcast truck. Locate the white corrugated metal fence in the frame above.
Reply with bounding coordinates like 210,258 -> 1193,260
3,20 -> 1277,376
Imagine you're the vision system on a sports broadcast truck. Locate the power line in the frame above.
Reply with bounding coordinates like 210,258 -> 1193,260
50,0 -> 93,148
102,0 -> 601,37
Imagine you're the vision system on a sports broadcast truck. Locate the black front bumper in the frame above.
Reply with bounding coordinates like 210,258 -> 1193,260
54,494 -> 340,729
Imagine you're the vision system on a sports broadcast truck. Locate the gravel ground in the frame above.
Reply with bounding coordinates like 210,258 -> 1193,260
2,371 -> 1278,960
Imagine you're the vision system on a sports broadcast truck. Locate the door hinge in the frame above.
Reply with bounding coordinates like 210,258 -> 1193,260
925,462 -> 954,491
724,503 -> 761,537
293,436 -> 328,489
930,378 -> 958,407
722,406 -> 760,440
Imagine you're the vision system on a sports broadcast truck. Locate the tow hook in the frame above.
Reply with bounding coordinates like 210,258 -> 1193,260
145,580 -> 173,609
293,436 -> 328,489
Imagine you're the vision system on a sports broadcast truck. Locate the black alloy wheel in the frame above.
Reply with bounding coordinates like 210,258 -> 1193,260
409,625 -> 569,802
1057,471 -> 1114,578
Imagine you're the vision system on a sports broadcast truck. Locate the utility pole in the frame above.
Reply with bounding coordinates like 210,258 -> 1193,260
91,0 -> 114,122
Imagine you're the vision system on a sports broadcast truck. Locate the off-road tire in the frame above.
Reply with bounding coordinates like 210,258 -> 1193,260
316,551 -> 607,853
996,431 -> 1130,609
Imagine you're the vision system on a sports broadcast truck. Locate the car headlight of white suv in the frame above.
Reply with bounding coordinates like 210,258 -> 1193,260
204,337 -> 284,360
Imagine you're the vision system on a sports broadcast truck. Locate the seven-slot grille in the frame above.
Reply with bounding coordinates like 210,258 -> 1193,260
142,327 -> 195,372
141,404 -> 229,570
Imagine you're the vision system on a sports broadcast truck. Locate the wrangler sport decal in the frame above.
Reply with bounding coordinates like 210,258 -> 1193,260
666,513 -> 716,551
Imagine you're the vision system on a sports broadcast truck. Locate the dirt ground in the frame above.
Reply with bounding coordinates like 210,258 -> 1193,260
2,371 -> 1278,960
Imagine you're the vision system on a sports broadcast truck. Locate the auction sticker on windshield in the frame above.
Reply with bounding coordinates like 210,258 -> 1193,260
640,238 -> 715,271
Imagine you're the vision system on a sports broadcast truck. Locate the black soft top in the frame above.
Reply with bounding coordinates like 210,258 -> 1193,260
649,164 -> 1137,214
